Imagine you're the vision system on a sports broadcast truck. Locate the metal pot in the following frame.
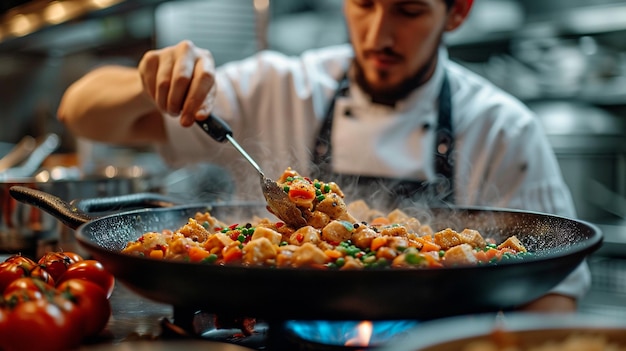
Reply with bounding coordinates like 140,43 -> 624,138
0,167 -> 161,256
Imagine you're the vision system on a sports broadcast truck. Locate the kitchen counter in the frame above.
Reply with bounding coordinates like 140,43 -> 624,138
78,282 -> 173,348
76,282 -> 265,351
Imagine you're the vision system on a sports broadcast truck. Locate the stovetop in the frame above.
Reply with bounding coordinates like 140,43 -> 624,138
158,308 -> 419,351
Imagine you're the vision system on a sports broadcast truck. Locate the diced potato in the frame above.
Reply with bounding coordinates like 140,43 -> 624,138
203,233 -> 234,255
321,220 -> 354,243
275,245 -> 298,267
379,225 -> 409,237
351,225 -> 378,250
193,212 -> 225,233
340,256 -> 364,270
289,226 -> 321,245
242,237 -> 277,265
387,209 -> 410,224
304,210 -> 330,229
443,243 -> 478,267
459,229 -> 487,248
251,226 -> 283,245
292,243 -> 329,267
497,235 -> 527,252
168,237 -> 198,258
316,193 -> 352,221
178,218 -> 212,242
122,232 -> 168,256
434,228 -> 463,250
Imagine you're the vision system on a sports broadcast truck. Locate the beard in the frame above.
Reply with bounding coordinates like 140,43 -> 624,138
353,46 -> 440,107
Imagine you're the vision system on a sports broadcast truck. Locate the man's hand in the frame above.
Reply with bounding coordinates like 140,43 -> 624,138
138,40 -> 217,127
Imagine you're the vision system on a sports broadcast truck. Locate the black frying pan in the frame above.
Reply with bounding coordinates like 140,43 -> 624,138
9,186 -> 602,321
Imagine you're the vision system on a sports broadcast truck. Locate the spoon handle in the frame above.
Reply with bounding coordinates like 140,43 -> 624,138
195,114 -> 232,142
195,114 -> 265,176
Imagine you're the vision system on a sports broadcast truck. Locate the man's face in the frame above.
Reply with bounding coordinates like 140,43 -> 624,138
344,0 -> 451,97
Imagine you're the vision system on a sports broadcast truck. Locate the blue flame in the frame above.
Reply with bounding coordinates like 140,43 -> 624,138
285,320 -> 419,346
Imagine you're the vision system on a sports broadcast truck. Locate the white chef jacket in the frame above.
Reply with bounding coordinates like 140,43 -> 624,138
157,44 -> 591,301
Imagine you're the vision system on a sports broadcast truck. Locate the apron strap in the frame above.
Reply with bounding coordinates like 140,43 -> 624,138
312,73 -> 349,174
434,73 -> 454,202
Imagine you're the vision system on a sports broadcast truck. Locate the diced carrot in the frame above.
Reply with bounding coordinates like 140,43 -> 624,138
324,249 -> 343,259
188,246 -> 211,262
149,249 -> 164,259
370,236 -> 388,251
223,245 -> 243,263
484,248 -> 501,260
423,253 -> 444,268
414,236 -> 441,252
310,263 -> 328,270
289,187 -> 315,200
474,250 -> 489,263
370,217 -> 391,226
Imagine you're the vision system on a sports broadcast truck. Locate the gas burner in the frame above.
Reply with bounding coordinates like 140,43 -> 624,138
281,320 -> 419,350
159,306 -> 419,350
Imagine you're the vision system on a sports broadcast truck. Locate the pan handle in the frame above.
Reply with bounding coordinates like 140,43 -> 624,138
9,185 -> 94,230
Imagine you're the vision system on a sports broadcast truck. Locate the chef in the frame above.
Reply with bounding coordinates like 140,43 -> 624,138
57,0 -> 590,312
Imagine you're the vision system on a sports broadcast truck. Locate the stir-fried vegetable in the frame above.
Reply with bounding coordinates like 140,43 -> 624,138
121,168 -> 532,269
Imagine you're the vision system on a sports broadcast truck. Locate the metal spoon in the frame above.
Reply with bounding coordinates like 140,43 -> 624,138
196,115 -> 307,228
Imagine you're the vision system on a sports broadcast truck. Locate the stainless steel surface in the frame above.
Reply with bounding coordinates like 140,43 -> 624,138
579,255 -> 626,319
0,136 -> 36,172
0,133 -> 60,180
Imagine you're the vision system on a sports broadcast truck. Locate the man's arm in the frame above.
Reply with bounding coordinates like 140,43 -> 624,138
57,65 -> 166,145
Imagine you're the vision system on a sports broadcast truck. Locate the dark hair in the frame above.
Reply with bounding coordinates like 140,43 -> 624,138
444,0 -> 455,8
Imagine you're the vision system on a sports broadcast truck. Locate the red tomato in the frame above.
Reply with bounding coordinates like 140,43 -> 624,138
0,262 -> 30,293
57,260 -> 115,298
3,254 -> 37,268
38,251 -> 77,282
29,265 -> 55,286
3,277 -> 49,305
52,293 -> 86,345
56,279 -> 111,338
61,251 -> 84,263
4,299 -> 80,351
0,307 -> 8,350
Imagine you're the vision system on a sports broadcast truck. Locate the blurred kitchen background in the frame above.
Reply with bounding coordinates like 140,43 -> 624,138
1,0 -> 626,317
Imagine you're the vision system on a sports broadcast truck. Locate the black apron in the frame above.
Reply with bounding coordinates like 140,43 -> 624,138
312,72 -> 454,211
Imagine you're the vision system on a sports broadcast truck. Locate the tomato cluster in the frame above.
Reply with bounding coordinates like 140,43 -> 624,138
0,251 -> 115,351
